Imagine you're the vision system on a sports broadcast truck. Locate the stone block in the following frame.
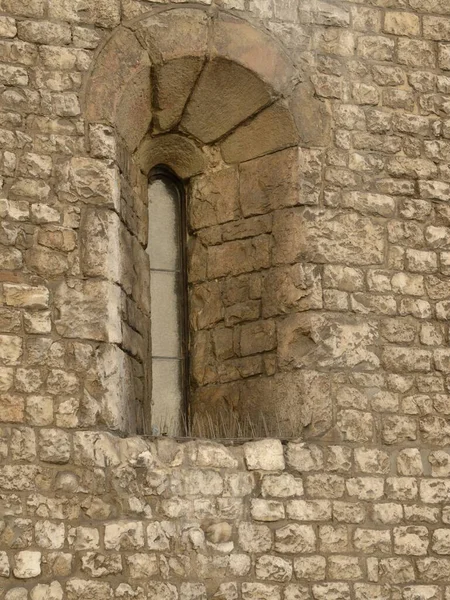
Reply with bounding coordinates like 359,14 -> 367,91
153,57 -> 203,132
238,522 -> 272,552
290,82 -> 331,147
190,167 -> 239,230
54,279 -> 121,343
182,58 -> 273,143
0,336 -> 22,366
115,67 -> 152,152
244,439 -> 284,470
13,551 -> 41,578
3,284 -> 48,308
61,157 -> 120,210
135,9 -> 208,63
293,555 -> 325,580
105,521 -> 145,550
86,28 -> 149,123
274,524 -> 315,554
273,208 -> 384,266
384,12 -> 420,36
221,102 -> 298,164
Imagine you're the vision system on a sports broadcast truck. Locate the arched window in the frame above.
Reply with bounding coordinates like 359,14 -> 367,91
147,167 -> 189,436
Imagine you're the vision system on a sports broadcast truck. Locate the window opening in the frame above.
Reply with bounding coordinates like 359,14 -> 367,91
147,167 -> 189,436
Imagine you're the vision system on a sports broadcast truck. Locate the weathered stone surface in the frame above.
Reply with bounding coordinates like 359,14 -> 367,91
244,439 -> 284,471
221,102 -> 298,164
136,134 -> 205,179
54,280 -> 121,343
182,58 -> 273,143
273,208 -> 384,266
153,57 -> 203,132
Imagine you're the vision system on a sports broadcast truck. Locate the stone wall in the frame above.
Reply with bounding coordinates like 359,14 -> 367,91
3,432 -> 450,600
3,0 -> 450,597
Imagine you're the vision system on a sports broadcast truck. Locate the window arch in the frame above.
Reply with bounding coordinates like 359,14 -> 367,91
81,7 -> 333,439
147,167 -> 189,436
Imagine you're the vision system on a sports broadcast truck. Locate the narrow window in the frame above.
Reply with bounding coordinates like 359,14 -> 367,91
147,168 -> 188,436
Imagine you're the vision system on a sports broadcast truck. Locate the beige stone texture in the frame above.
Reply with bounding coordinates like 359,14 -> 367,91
54,280 -> 121,343
182,58 -> 273,143
86,28 -> 150,124
273,208 -> 384,266
221,102 -> 298,163
135,134 -> 205,179
153,57 -> 204,132
3,2 -> 450,599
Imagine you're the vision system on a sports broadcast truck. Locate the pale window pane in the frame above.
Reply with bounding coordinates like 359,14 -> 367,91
151,359 -> 182,435
147,179 -> 180,271
150,270 -> 180,358
147,173 -> 186,437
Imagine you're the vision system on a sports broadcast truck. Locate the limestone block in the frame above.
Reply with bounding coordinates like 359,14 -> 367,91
25,395 -> 53,426
26,246 -> 69,278
146,521 -> 174,551
284,585 -> 309,600
104,521 -> 144,551
354,529 -> 391,554
398,448 -> 423,476
207,235 -> 270,278
30,582 -> 63,600
241,583 -> 280,600
290,83 -> 331,147
34,521 -> 64,549
135,9 -> 208,63
190,167 -> 239,230
153,57 -> 203,132
261,473 -> 303,498
13,551 -> 41,578
4,284 -> 48,308
382,416 -> 417,444
0,17 -> 16,38
0,394 -> 24,423
333,501 -> 365,524
256,555 -> 292,582
116,67 -> 152,152
338,410 -> 374,443
286,500 -> 331,521
221,102 -> 298,164
73,432 -> 120,468
394,527 -> 429,556
86,28 -> 148,123
292,555 -> 325,581
384,12 -> 420,36
251,499 -> 285,521
61,157 -> 120,210
273,208 -> 384,266
126,553 -> 158,579
38,429 -> 70,464
243,439 -> 284,470
54,279 -> 121,343
0,337 -> 22,366
274,524 -> 315,554
329,556 -> 363,581
79,208 -> 120,280
354,448 -> 390,474
182,58 -> 273,143
262,264 -> 322,317
191,441 -> 238,469
89,124 -> 116,160
211,14 -> 294,93
373,503 -> 403,525
346,478 -> 384,501
66,579 -> 112,600
136,134 -> 205,179
238,523 -> 272,552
